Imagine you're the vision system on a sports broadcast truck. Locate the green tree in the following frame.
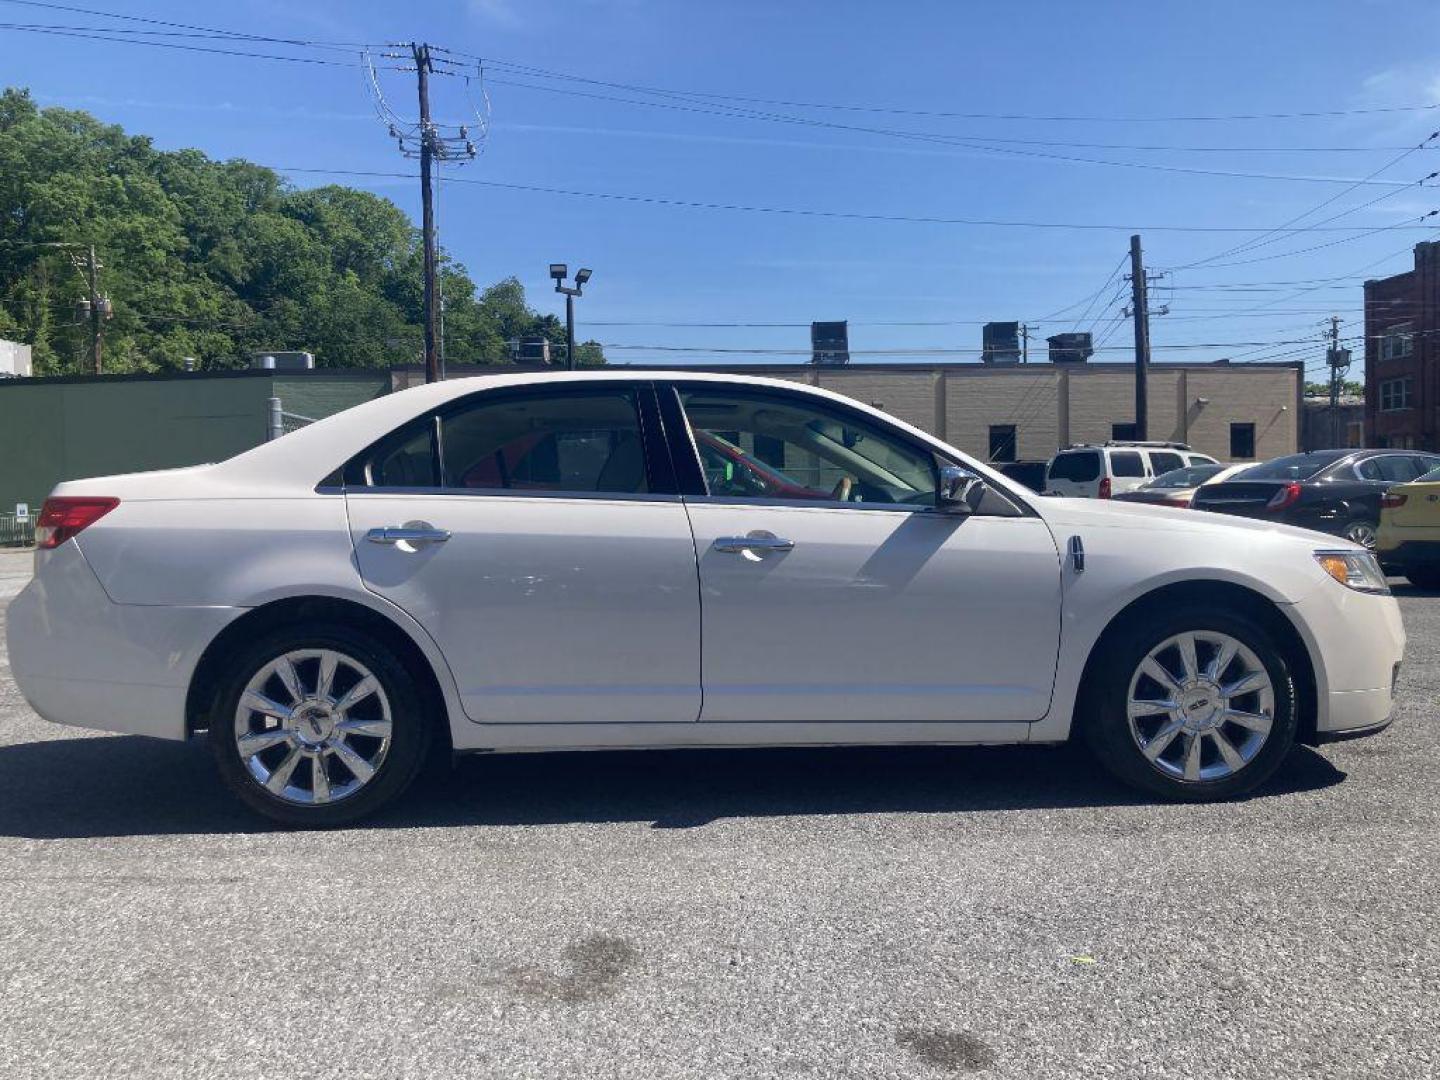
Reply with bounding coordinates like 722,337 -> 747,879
0,88 -> 603,374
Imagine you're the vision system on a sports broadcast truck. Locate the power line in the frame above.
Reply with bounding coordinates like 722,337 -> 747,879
473,55 -> 1440,125
0,21 -> 367,65
264,165 -> 1440,233
482,76 -> 1429,189
0,0 -> 371,49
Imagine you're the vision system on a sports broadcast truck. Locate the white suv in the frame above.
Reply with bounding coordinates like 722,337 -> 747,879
1045,442 -> 1219,499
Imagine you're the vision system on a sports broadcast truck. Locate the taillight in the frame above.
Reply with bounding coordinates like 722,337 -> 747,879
1165,495 -> 1193,508
1098,477 -> 1112,499
1265,483 -> 1302,511
35,497 -> 119,549
1381,492 -> 1408,510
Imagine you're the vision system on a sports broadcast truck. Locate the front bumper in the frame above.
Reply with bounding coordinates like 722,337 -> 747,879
6,542 -> 240,740
1288,581 -> 1405,737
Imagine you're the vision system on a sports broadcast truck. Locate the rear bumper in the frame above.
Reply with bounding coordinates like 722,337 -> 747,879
6,542 -> 240,740
1376,539 -> 1440,569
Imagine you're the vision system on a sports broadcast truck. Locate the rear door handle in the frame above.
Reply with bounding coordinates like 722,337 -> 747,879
366,523 -> 452,546
713,532 -> 795,554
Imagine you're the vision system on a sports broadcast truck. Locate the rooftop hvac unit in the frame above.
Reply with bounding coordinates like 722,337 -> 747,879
251,351 -> 315,370
981,322 -> 1021,365
518,336 -> 553,365
1046,332 -> 1094,364
811,321 -> 850,365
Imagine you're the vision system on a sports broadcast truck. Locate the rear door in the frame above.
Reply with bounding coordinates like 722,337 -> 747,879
1108,450 -> 1148,494
1045,450 -> 1100,496
344,382 -> 702,725
665,381 -> 1062,726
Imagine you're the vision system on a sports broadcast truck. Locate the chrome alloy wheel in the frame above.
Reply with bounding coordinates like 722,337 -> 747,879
233,649 -> 393,805
1126,631 -> 1275,783
1344,521 -> 1378,550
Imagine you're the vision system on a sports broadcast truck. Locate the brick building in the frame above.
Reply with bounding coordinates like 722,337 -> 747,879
1365,240 -> 1440,449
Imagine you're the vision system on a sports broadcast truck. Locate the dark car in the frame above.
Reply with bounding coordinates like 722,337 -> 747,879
1189,448 -> 1440,548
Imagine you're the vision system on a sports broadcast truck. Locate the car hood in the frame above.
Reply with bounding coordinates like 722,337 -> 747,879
1038,496 -> 1362,549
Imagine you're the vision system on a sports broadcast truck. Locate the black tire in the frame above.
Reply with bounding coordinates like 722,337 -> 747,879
1403,565 -> 1440,590
1343,518 -> 1378,550
209,621 -> 433,827
1080,604 -> 1298,802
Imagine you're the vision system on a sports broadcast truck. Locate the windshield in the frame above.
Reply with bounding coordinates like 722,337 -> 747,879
1419,466 -> 1440,483
1143,464 -> 1225,489
1236,453 -> 1346,481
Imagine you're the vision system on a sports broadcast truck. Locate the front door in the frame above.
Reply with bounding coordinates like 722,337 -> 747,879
668,383 -> 1062,725
345,383 -> 701,725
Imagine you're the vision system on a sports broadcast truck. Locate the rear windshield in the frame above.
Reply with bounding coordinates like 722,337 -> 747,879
1238,453 -> 1342,481
1110,451 -> 1145,477
1145,464 -> 1225,489
1048,450 -> 1100,482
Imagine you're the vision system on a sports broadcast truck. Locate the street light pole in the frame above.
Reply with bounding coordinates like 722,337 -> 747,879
550,264 -> 592,370
565,292 -> 576,372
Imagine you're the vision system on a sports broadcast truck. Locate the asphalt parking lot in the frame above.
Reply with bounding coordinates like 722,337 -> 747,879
1,551 -> 1438,1080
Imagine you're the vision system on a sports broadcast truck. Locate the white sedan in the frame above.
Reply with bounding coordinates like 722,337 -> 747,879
6,371 -> 1404,825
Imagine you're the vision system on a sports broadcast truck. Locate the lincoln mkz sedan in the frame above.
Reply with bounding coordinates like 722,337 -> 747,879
7,373 -> 1405,825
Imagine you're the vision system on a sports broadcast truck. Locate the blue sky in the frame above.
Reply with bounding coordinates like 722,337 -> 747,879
7,0 -> 1440,377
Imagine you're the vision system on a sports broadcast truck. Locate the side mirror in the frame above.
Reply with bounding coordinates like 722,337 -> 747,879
938,464 -> 987,513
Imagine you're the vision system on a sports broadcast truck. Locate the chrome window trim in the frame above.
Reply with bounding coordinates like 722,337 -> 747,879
342,485 -> 684,505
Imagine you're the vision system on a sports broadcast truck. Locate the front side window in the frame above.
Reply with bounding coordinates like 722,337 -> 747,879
357,388 -> 650,495
1379,377 -> 1413,412
677,386 -> 938,506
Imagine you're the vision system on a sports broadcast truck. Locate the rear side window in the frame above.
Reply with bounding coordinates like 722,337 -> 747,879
442,389 -> 649,494
1110,451 -> 1145,477
355,388 -> 651,495
1148,451 -> 1184,474
1049,451 -> 1100,482
1358,455 -> 1421,483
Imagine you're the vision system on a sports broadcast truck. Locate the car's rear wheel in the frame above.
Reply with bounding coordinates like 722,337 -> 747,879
209,622 -> 432,826
1344,519 -> 1378,549
1082,606 -> 1297,801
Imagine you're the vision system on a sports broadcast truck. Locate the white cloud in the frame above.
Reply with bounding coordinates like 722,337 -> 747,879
470,0 -> 524,28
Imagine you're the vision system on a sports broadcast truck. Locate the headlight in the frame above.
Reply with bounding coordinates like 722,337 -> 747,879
1314,550 -> 1391,594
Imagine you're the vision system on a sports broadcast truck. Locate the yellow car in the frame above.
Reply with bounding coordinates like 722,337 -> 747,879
1377,465 -> 1440,589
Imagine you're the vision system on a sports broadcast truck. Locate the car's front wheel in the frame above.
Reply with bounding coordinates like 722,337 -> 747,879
1082,606 -> 1297,801
209,622 -> 433,826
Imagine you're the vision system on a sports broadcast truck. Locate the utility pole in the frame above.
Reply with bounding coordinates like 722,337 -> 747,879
1129,234 -> 1151,440
413,42 -> 440,384
87,244 -> 103,375
1326,315 -> 1351,448
369,44 -> 482,384
1020,322 -> 1034,364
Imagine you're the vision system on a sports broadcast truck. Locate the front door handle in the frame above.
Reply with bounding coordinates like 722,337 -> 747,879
366,522 -> 452,546
713,531 -> 795,554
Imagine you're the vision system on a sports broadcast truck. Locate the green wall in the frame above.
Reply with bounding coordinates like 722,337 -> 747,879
274,371 -> 389,421
0,370 -> 389,513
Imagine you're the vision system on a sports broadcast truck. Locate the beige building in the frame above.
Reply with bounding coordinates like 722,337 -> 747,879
393,360 -> 1303,465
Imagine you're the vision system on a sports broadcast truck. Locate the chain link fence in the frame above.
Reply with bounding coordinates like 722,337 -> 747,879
267,397 -> 317,441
